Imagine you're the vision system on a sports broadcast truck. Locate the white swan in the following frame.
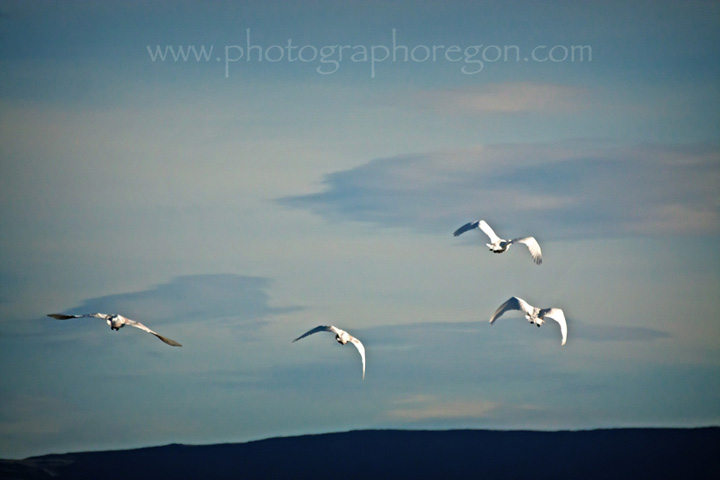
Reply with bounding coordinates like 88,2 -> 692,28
47,313 -> 182,347
293,325 -> 366,379
454,220 -> 542,264
489,297 -> 567,345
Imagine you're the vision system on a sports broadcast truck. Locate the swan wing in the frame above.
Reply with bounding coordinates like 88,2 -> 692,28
292,325 -> 337,342
542,308 -> 567,346
512,237 -> 543,264
47,313 -> 110,320
124,318 -> 182,347
453,220 -> 480,237
490,296 -> 533,323
348,336 -> 366,380
478,220 -> 502,243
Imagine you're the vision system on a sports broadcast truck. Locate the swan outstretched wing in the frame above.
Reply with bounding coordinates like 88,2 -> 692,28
478,220 -> 502,243
453,220 -> 503,244
489,296 -> 534,323
541,308 -> 567,346
453,220 -> 480,237
348,337 -> 366,379
511,237 -> 543,264
48,313 -> 110,320
292,325 -> 337,342
122,318 -> 182,347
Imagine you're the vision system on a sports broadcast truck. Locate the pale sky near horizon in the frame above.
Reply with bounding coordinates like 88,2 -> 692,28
1,0 -> 719,459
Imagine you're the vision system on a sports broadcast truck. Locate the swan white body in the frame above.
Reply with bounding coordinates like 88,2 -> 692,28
293,325 -> 366,379
489,297 -> 567,346
47,313 -> 182,347
454,220 -> 542,264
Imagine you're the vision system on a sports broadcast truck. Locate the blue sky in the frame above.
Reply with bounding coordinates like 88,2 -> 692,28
1,0 -> 719,459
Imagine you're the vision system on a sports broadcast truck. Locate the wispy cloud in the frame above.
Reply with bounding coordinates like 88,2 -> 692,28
387,394 -> 499,421
281,142 -> 720,239
361,320 -> 669,346
55,274 -> 299,326
572,322 -> 671,342
417,82 -> 590,115
0,393 -> 67,437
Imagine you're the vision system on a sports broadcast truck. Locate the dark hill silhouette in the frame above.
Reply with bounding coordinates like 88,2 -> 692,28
1,428 -> 718,479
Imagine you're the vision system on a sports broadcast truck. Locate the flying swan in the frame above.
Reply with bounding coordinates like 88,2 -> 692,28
293,325 -> 366,379
454,220 -> 542,264
47,313 -> 182,347
489,297 -> 567,346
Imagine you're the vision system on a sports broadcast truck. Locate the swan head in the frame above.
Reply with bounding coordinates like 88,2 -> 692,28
106,315 -> 124,330
488,243 -> 506,253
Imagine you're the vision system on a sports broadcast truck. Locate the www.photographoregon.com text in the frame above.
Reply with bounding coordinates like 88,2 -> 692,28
146,29 -> 592,78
